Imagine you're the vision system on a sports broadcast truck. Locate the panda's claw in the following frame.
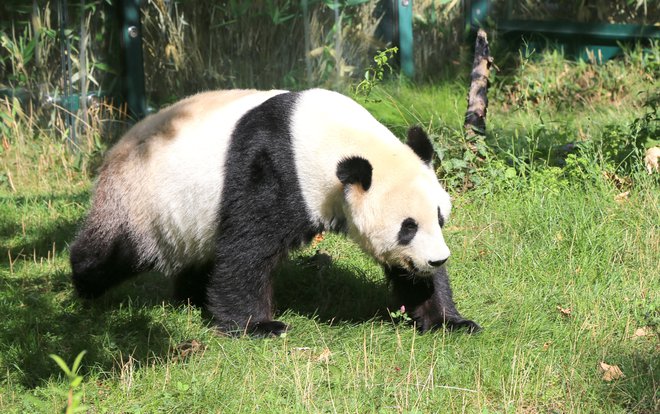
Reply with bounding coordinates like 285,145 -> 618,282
249,320 -> 290,338
445,319 -> 481,334
413,315 -> 481,334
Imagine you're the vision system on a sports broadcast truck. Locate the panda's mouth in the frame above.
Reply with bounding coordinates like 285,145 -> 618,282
381,252 -> 433,277
402,257 -> 434,277
404,258 -> 417,272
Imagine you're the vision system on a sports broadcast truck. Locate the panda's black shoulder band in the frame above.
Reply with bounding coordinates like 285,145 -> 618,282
336,156 -> 372,191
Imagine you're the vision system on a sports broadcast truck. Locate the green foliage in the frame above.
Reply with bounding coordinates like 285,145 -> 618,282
49,351 -> 87,414
595,91 -> 659,173
389,304 -> 412,324
495,44 -> 657,112
0,26 -> 39,86
355,42 -> 659,198
0,164 -> 657,412
0,0 -> 119,92
506,0 -> 657,24
353,47 -> 399,102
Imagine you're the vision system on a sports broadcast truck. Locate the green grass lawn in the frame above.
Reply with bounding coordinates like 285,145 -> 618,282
1,176 -> 657,413
1,63 -> 658,412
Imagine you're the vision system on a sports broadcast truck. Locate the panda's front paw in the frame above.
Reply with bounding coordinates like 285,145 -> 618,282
215,319 -> 290,337
445,319 -> 481,334
410,301 -> 481,334
414,315 -> 481,334
249,320 -> 290,338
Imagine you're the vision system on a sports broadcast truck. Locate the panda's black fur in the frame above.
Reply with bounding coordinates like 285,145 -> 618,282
207,92 -> 322,334
70,89 -> 479,336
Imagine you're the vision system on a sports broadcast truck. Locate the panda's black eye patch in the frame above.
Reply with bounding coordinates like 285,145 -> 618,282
438,207 -> 445,228
397,218 -> 418,246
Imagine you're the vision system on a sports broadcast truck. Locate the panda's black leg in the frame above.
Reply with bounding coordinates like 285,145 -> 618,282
206,230 -> 289,337
209,124 -> 318,336
206,259 -> 287,337
70,225 -> 144,299
385,265 -> 480,333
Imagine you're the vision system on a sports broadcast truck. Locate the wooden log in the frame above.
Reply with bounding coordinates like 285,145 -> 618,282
464,29 -> 493,138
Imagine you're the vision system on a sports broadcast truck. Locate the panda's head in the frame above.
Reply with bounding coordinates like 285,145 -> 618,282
336,126 -> 452,276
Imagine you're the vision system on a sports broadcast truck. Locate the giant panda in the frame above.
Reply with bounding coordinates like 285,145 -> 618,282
70,88 -> 480,337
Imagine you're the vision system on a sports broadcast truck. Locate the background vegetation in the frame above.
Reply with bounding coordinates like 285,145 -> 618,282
1,1 -> 659,412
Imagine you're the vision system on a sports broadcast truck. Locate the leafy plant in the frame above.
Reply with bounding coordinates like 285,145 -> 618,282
353,46 -> 398,102
49,351 -> 87,414
597,91 -> 659,173
389,305 -> 412,324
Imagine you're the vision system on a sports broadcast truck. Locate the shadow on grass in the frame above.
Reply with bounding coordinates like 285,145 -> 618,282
274,254 -> 391,324
0,270 -> 173,389
0,247 -> 392,389
608,348 -> 659,412
0,192 -> 89,265
485,123 -> 579,167
1,190 -> 394,388
0,219 -> 80,265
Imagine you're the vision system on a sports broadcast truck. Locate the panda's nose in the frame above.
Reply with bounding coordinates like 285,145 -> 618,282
428,258 -> 447,267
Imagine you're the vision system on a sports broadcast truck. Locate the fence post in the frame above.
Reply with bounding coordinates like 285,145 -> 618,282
398,0 -> 414,78
121,0 -> 146,120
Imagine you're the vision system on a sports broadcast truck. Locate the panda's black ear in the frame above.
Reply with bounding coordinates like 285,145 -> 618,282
406,126 -> 434,164
336,156 -> 372,191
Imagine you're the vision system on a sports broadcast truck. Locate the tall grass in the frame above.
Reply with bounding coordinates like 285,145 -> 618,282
501,0 -> 657,24
0,0 -> 487,110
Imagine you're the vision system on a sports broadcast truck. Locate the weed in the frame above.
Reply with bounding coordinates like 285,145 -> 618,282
389,304 -> 412,324
49,351 -> 87,414
353,46 -> 399,102
593,90 -> 659,174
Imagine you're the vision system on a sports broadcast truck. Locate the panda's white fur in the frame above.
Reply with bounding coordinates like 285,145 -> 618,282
70,88 -> 478,336
95,89 -> 285,274
290,90 -> 452,272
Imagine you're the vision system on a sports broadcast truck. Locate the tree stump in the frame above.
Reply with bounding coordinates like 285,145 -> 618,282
464,29 -> 493,139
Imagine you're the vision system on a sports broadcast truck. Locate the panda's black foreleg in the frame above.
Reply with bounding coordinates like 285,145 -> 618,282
210,132 -> 318,336
385,265 -> 480,333
206,229 -> 289,337
206,260 -> 288,337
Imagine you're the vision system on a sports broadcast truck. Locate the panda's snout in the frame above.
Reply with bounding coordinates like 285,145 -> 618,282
428,258 -> 447,267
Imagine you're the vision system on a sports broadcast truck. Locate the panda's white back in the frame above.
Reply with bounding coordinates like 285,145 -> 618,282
104,89 -> 287,273
99,88 -> 433,274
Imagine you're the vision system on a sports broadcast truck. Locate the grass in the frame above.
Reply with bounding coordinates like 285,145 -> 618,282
1,51 -> 659,412
1,178 -> 657,412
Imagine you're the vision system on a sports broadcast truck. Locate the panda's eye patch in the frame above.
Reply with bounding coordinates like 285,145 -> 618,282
397,218 -> 418,246
438,207 -> 445,228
